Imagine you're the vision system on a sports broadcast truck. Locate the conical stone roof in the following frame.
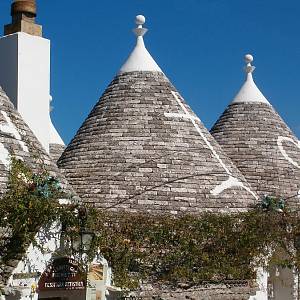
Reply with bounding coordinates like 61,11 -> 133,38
58,16 -> 257,213
211,54 -> 300,204
0,85 -> 76,286
0,86 -> 71,195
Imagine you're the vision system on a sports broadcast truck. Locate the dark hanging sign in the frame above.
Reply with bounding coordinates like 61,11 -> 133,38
38,257 -> 86,291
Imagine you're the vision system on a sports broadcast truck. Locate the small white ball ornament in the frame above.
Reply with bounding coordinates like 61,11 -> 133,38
135,15 -> 146,25
245,54 -> 254,63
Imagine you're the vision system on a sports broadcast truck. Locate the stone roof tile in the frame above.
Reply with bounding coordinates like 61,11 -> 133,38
58,71 -> 257,213
211,55 -> 300,204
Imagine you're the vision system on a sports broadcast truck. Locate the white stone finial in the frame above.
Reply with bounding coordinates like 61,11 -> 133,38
133,14 -> 148,37
119,15 -> 162,74
136,15 -> 146,26
231,53 -> 269,104
245,54 -> 254,64
244,53 -> 255,74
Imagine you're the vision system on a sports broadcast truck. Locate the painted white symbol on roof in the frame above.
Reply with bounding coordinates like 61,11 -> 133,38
0,111 -> 28,152
277,136 -> 300,169
210,175 -> 255,197
0,143 -> 10,169
165,91 -> 257,199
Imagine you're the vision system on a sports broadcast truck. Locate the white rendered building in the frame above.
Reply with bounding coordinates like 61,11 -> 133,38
0,1 -> 299,300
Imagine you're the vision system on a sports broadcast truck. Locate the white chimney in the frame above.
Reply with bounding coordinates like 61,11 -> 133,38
0,0 -> 64,153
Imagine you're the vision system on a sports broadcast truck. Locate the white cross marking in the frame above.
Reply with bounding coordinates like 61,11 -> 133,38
170,91 -> 231,175
165,91 -> 257,199
164,112 -> 200,122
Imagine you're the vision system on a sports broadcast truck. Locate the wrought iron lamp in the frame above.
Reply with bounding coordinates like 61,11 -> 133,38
71,207 -> 95,262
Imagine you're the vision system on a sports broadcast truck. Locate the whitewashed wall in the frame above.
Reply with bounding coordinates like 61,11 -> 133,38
0,32 -> 64,153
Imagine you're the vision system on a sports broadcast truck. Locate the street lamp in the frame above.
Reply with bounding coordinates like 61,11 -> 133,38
71,207 -> 95,259
70,207 -> 95,300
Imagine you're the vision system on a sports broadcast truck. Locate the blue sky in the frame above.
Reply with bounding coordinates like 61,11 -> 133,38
0,0 -> 299,143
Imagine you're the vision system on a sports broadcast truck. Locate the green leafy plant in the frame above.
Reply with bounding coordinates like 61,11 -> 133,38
0,158 -> 67,263
1,158 -> 300,291
260,196 -> 285,212
87,208 -> 300,289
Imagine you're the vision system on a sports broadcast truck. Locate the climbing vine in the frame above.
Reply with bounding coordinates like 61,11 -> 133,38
89,204 -> 300,289
1,158 -> 300,291
0,158 -> 67,264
